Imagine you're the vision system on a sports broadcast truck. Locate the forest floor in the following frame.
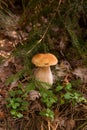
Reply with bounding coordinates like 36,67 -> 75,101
0,7 -> 87,130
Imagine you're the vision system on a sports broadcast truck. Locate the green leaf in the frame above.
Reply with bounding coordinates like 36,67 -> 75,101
15,97 -> 22,102
9,90 -> 16,97
41,93 -> 47,98
22,101 -> 29,107
64,92 -> 73,99
10,110 -> 23,118
16,90 -> 23,95
56,85 -> 63,92
10,99 -> 15,105
73,92 -> 80,99
78,97 -> 87,102
40,89 -> 57,108
12,103 -> 20,109
17,113 -> 23,118
40,108 -> 54,120
46,100 -> 53,108
65,83 -> 72,90
10,109 -> 17,116
25,82 -> 35,92
60,99 -> 65,104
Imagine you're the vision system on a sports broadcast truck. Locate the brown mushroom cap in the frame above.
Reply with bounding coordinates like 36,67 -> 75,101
32,53 -> 58,67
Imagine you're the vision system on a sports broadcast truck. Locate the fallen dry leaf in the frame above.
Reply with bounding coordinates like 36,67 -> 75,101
10,81 -> 18,90
29,90 -> 41,101
65,119 -> 75,130
0,128 -> 6,130
51,117 -> 75,130
0,111 -> 5,120
29,101 -> 41,112
72,67 -> 87,83
51,117 -> 65,130
53,60 -> 71,82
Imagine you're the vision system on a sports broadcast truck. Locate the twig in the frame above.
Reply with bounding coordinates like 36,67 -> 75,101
48,120 -> 51,130
41,121 -> 44,130
76,121 -> 87,130
27,17 -> 52,54
27,1 -> 61,55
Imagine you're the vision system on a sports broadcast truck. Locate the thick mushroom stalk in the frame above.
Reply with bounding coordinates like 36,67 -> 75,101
32,53 -> 58,89
34,67 -> 53,89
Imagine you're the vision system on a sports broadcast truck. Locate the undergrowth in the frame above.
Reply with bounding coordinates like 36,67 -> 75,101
6,81 -> 87,119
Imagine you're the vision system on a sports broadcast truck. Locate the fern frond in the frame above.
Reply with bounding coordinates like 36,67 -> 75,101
6,68 -> 26,85
65,18 -> 85,58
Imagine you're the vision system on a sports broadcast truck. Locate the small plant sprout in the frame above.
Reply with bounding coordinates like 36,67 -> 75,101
32,53 -> 58,89
6,85 -> 29,118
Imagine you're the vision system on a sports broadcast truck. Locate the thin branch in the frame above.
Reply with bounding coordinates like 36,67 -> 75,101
27,1 -> 61,54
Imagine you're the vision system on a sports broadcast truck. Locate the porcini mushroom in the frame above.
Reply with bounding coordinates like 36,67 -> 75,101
32,53 -> 58,89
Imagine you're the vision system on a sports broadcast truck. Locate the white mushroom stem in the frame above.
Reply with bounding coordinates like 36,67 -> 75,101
34,67 -> 53,88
